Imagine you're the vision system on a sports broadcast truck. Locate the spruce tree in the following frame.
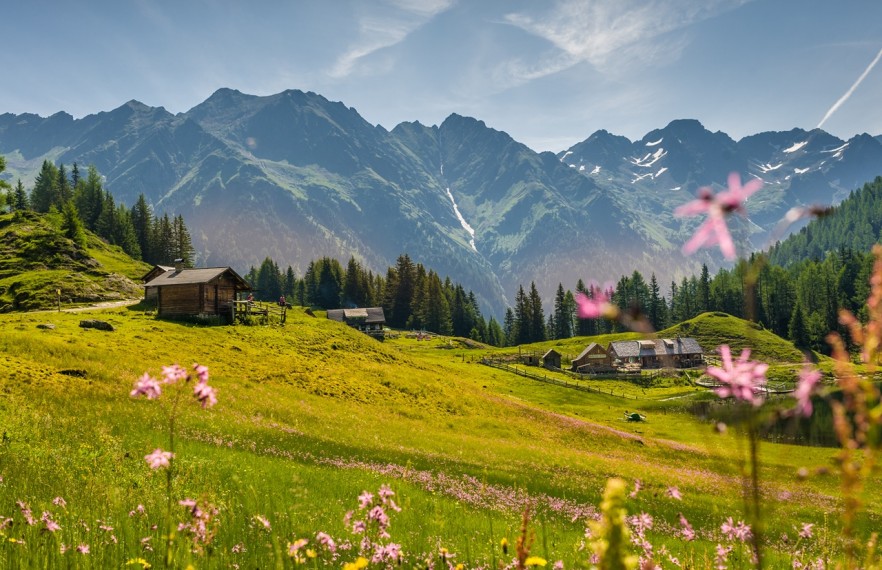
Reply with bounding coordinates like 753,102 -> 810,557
12,179 -> 29,211
60,200 -> 87,247
30,160 -> 59,213
131,194 -> 153,262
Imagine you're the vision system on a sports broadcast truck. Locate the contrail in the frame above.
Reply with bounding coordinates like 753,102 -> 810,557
817,45 -> 882,129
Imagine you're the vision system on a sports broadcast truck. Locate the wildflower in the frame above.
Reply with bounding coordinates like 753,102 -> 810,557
714,544 -> 732,569
799,523 -> 814,539
679,513 -> 695,541
629,479 -> 642,498
288,538 -> 309,562
707,345 -> 768,406
675,172 -> 762,260
16,500 -> 36,525
553,561 -> 564,570
357,491 -> 374,509
316,531 -> 337,553
575,285 -> 618,320
140,536 -> 153,552
526,556 -> 548,567
666,487 -> 682,501
161,364 -> 188,384
131,372 -> 162,399
125,558 -> 152,568
144,448 -> 173,469
193,380 -> 217,408
231,543 -> 246,554
41,512 -> 61,532
76,543 -> 90,554
721,518 -> 753,543
0,517 -> 12,530
129,504 -> 146,517
253,514 -> 271,530
343,558 -> 369,570
52,496 -> 67,508
501,537 -> 509,555
192,363 -> 209,383
793,365 -> 822,417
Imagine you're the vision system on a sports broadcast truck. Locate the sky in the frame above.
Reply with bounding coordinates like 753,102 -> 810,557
4,0 -> 882,152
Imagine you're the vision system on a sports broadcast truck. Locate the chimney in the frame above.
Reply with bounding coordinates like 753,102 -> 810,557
174,258 -> 184,273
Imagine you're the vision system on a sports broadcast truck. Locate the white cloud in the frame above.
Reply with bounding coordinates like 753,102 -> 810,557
329,0 -> 455,78
501,0 -> 749,81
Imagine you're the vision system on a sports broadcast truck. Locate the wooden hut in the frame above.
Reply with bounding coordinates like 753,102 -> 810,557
542,349 -> 562,369
144,267 -> 251,319
609,337 -> 704,369
142,265 -> 174,301
327,307 -> 386,337
570,342 -> 612,372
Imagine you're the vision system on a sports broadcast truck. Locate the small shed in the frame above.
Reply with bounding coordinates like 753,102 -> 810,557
570,342 -> 612,371
542,349 -> 562,370
327,307 -> 386,336
142,265 -> 174,301
144,267 -> 251,319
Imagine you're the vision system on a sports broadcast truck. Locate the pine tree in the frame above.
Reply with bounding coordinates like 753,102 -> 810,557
30,160 -> 59,212
11,179 -> 29,211
60,200 -> 87,247
56,163 -> 72,204
528,282 -> 546,342
131,194 -> 153,262
789,303 -> 810,349
503,308 -> 516,347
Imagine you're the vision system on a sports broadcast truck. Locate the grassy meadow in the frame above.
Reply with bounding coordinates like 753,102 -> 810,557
0,305 -> 878,567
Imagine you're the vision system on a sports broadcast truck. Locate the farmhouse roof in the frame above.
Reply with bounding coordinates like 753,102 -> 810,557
610,337 -> 703,358
327,307 -> 386,324
542,349 -> 561,359
141,265 -> 174,282
144,267 -> 251,289
574,342 -> 605,361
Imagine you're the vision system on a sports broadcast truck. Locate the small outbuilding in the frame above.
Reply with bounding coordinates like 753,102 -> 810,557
570,342 -> 612,372
327,307 -> 386,337
144,266 -> 251,319
142,265 -> 175,301
542,349 -> 562,370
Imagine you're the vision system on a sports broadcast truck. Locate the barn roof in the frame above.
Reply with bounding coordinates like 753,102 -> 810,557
144,267 -> 251,289
327,307 -> 386,324
542,349 -> 561,359
610,337 -> 703,358
142,265 -> 174,282
574,342 -> 605,361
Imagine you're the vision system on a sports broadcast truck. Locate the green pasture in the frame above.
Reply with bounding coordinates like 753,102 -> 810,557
0,306 -> 876,567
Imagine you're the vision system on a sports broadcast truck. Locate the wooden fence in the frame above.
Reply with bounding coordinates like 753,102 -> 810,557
480,359 -> 638,400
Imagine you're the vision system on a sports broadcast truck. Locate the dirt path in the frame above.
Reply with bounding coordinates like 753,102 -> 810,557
28,299 -> 142,314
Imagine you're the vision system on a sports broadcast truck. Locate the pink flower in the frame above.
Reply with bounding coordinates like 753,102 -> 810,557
358,491 -> 374,509
575,283 -> 616,319
41,512 -> 61,532
192,364 -> 209,384
76,543 -> 90,554
161,364 -> 188,384
131,373 -> 162,399
315,531 -> 337,553
52,497 -> 67,508
629,479 -> 642,498
253,515 -> 271,530
721,517 -> 737,540
793,365 -> 822,417
799,522 -> 814,539
707,345 -> 768,406
679,513 -> 695,541
667,487 -> 682,500
675,172 -> 763,260
193,381 -> 217,408
144,448 -> 173,469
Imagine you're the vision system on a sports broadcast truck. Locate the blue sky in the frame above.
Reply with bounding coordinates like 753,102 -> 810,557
4,0 -> 882,152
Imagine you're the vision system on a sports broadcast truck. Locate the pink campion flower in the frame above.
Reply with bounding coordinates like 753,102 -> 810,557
793,365 -> 822,417
144,449 -> 173,469
799,522 -> 814,539
131,373 -> 162,400
629,479 -> 642,498
733,521 -> 753,543
41,512 -> 61,532
193,381 -> 217,408
52,497 -> 67,508
721,517 -> 737,540
16,500 -> 36,525
707,345 -> 768,406
253,515 -> 271,530
192,364 -> 209,384
76,543 -> 90,554
666,487 -> 682,501
358,491 -> 374,509
575,283 -> 617,319
553,561 -> 564,570
675,172 -> 763,260
315,531 -> 337,553
679,513 -> 695,541
161,364 -> 188,384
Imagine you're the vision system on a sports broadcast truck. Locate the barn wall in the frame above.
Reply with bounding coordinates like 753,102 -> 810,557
157,285 -> 204,316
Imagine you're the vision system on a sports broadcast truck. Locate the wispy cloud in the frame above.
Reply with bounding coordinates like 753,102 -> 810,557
329,0 -> 454,78
501,0 -> 748,82
817,45 -> 882,129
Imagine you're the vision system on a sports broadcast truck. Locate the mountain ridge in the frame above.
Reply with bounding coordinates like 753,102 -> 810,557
2,89 -> 881,316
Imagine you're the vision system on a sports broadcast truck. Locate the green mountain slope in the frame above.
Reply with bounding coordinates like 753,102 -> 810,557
0,210 -> 148,311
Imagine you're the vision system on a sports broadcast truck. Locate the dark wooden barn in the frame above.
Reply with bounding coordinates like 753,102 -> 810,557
144,267 -> 251,319
327,307 -> 386,338
570,342 -> 612,372
142,265 -> 174,301
542,349 -> 562,369
608,337 -> 704,369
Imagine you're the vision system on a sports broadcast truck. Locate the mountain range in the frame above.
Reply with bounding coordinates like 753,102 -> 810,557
2,88 -> 881,316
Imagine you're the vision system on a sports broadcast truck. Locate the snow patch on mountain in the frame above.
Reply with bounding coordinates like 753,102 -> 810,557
759,162 -> 783,173
823,142 -> 849,158
561,151 -> 573,162
646,138 -> 663,146
591,165 -> 601,174
783,141 -> 808,153
794,167 -> 810,174
446,187 -> 477,252
629,148 -> 667,168
655,167 -> 668,177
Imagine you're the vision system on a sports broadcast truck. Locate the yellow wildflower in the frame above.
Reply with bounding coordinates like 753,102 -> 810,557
343,557 -> 369,570
525,556 -> 547,567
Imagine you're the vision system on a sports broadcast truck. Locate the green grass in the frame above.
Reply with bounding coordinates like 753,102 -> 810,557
0,211 -> 148,311
0,306 -> 875,567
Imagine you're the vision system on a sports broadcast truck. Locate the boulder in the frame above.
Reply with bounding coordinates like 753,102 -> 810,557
79,319 -> 115,332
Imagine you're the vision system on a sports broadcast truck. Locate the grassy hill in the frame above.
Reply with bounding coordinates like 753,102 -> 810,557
0,210 -> 149,311
0,304 -> 874,567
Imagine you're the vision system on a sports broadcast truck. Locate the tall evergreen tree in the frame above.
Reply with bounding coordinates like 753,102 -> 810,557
30,160 -> 59,213
60,200 -> 87,247
528,282 -> 546,342
11,179 -> 28,211
172,215 -> 194,266
131,194 -> 153,262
